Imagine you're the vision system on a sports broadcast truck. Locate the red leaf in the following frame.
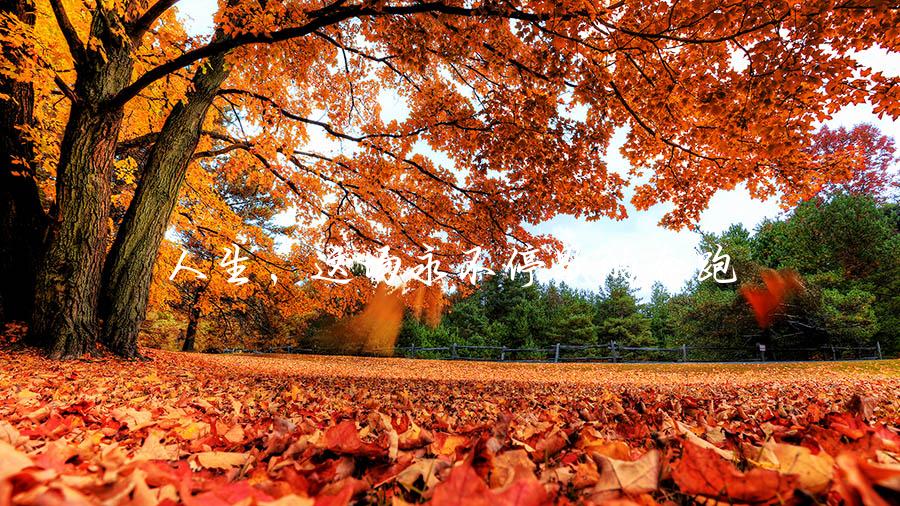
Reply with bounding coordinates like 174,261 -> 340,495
430,465 -> 548,506
673,440 -> 797,504
324,421 -> 384,458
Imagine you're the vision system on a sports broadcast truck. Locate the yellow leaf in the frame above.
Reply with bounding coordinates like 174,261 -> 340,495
592,450 -> 660,495
176,421 -> 209,440
133,431 -> 179,461
194,451 -> 251,470
0,440 -> 32,479
758,441 -> 834,494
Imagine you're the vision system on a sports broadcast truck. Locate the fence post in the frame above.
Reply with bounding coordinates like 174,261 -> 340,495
554,343 -> 560,363
681,344 -> 687,362
831,345 -> 836,361
877,341 -> 883,360
611,341 -> 618,363
500,347 -> 506,361
409,345 -> 416,358
451,343 -> 458,359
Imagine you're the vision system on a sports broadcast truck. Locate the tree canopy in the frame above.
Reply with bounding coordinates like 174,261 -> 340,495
0,0 -> 898,357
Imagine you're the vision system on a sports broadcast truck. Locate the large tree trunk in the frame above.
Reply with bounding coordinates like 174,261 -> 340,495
0,0 -> 47,324
29,10 -> 135,358
100,51 -> 229,357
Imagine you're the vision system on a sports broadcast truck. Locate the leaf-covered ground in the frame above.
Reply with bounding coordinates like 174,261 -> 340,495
1,349 -> 899,505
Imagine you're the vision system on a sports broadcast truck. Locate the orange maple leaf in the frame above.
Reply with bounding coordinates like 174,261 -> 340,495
739,269 -> 804,328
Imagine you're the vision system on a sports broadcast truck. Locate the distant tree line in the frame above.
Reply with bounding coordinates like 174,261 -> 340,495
141,192 -> 898,358
396,193 -> 900,356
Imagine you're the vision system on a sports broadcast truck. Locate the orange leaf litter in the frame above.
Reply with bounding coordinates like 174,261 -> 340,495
1,349 -> 899,505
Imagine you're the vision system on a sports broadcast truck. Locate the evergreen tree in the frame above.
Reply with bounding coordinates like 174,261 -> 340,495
594,270 -> 652,347
753,194 -> 898,349
545,283 -> 597,345
395,194 -> 898,358
645,282 -> 675,347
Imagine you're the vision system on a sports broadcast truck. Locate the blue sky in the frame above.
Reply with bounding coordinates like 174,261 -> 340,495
175,1 -> 899,300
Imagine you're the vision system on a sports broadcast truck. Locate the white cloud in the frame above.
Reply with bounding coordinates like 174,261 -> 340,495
532,185 -> 785,301
176,0 -> 217,38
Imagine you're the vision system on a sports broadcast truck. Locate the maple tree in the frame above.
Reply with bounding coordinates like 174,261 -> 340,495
0,0 -> 899,358
148,236 -> 317,353
809,124 -> 899,201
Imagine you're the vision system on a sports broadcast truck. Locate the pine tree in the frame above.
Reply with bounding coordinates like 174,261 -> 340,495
594,270 -> 652,347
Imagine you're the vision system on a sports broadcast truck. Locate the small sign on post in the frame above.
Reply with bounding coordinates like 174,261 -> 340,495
758,343 -> 766,362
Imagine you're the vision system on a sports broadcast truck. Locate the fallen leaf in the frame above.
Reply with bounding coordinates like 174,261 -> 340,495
133,431 -> 180,461
0,440 -> 32,479
324,421 -> 384,458
592,449 -> 660,494
673,440 -> 797,503
395,458 -> 451,492
194,451 -> 251,470
756,441 -> 834,494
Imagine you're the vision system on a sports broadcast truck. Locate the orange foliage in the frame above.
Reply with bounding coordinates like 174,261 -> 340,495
309,283 -> 446,356
2,348 -> 900,504
810,124 -> 899,200
409,285 -> 446,330
740,269 -> 805,328
6,1 -> 900,257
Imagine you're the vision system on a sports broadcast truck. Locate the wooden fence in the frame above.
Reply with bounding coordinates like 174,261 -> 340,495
219,341 -> 884,363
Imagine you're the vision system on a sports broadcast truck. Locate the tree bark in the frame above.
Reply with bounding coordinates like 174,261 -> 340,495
29,9 -> 135,358
182,303 -> 201,352
0,0 -> 47,324
100,51 -> 230,357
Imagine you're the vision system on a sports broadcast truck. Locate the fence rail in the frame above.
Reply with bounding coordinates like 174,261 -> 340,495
217,341 -> 884,363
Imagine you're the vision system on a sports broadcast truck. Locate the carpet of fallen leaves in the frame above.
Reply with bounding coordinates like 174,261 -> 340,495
2,349 -> 900,506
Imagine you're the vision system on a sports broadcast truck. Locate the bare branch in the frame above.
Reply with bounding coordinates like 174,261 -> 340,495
313,30 -> 419,90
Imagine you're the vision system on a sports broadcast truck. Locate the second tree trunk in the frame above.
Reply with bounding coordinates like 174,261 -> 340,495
100,52 -> 230,357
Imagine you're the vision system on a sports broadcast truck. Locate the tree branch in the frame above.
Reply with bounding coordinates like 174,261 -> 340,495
49,0 -> 85,63
218,88 -> 488,199
108,2 -> 571,109
128,0 -> 181,40
54,75 -> 79,104
193,142 -> 251,160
